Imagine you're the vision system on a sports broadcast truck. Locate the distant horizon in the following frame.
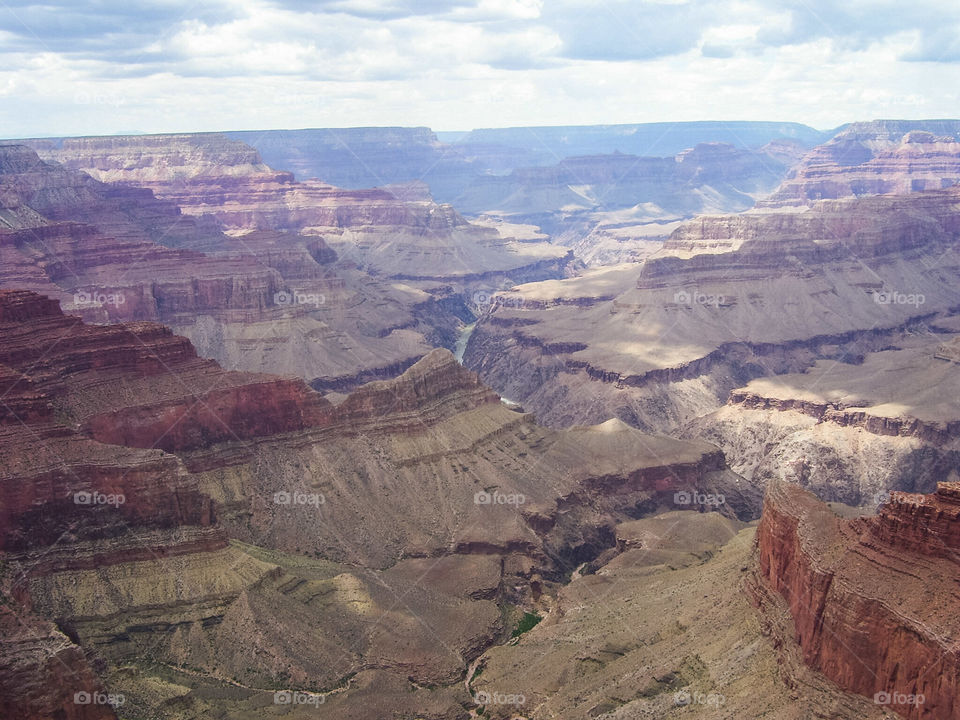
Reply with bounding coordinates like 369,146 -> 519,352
8,116 -> 960,143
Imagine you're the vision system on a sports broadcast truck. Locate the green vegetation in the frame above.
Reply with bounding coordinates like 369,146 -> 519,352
511,612 -> 542,638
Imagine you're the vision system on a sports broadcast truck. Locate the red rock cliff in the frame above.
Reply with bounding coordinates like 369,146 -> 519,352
754,480 -> 960,719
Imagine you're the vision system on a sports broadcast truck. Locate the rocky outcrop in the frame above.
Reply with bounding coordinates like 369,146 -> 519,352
472,513 -> 887,720
7,136 -> 575,389
871,483 -> 960,560
763,120 -> 960,208
0,143 -> 450,388
687,336 -> 960,506
729,389 -> 960,444
0,599 -> 118,720
0,290 -> 230,567
753,481 -> 960,719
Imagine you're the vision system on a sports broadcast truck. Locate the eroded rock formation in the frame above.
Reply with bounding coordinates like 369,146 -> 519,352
465,187 -> 960,505
763,120 -> 960,208
0,289 -> 744,718
753,480 -> 960,719
0,143 -> 468,390
29,133 -> 571,283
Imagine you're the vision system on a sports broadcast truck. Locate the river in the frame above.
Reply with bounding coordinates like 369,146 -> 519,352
454,322 -> 475,364
454,321 -> 521,407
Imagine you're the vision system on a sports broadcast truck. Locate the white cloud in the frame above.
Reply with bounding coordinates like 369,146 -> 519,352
0,0 -> 956,137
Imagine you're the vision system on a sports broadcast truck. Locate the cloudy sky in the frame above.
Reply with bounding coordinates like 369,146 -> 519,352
0,0 -> 957,137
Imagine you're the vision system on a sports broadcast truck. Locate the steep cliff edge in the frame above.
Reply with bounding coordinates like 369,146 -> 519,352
687,335 -> 960,505
753,481 -> 960,719
0,597 -> 118,720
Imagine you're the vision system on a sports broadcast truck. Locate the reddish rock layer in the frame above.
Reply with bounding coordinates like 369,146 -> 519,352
0,599 -> 117,720
0,288 -> 745,719
0,289 -> 333,452
763,121 -> 960,207
754,481 -> 960,719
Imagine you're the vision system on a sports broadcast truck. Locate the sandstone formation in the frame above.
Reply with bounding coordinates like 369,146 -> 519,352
0,596 -> 118,720
689,333 -> 960,505
753,480 -> 960,719
466,189 -> 960,421
763,120 -> 960,208
0,289 -> 747,719
14,134 -> 575,389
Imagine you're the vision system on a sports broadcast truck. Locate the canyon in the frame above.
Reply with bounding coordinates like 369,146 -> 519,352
2,119 -> 959,720
752,481 -> 960,720
0,288 -> 750,719
464,149 -> 960,508
2,138 -> 568,392
763,120 -> 960,208
447,140 -> 809,266
225,122 -> 827,201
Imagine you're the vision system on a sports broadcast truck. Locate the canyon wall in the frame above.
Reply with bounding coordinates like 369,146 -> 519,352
465,186 -> 960,504
763,120 -> 960,208
753,480 -> 960,719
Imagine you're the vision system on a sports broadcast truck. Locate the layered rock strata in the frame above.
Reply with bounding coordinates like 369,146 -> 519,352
471,512 -> 888,720
0,289 -> 744,719
688,334 -> 960,505
28,133 -> 571,283
763,120 -> 960,208
0,143 -> 456,390
753,480 -> 960,719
